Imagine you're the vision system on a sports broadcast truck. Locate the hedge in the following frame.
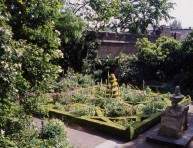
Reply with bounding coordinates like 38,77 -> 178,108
48,107 -> 129,139
45,96 -> 191,140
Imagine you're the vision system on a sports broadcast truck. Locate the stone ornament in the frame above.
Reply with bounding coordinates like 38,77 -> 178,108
158,86 -> 189,138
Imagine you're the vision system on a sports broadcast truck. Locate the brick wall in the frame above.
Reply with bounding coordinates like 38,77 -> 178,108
96,31 -> 158,58
96,27 -> 192,59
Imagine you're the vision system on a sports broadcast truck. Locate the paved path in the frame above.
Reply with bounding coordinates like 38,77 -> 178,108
33,102 -> 193,148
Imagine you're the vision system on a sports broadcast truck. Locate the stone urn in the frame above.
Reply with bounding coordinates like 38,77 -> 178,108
169,86 -> 184,106
158,86 -> 189,139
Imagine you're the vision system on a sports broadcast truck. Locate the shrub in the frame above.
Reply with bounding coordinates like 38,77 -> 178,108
41,118 -> 67,139
91,98 -> 106,108
56,68 -> 95,91
58,91 -> 90,105
40,118 -> 69,147
123,91 -> 146,105
21,94 -> 49,117
104,99 -> 134,117
134,104 -> 157,116
0,137 -> 16,148
116,119 -> 135,128
68,103 -> 96,116
54,102 -> 65,111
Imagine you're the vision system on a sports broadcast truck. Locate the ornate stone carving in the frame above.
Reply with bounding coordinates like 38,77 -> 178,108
158,86 -> 189,139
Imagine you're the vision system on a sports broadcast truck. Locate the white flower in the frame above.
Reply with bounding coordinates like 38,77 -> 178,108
55,30 -> 61,36
1,129 -> 5,136
58,66 -> 63,73
60,52 -> 63,58
40,48 -> 44,52
18,63 -> 22,68
58,69 -> 63,73
4,29 -> 11,36
56,49 -> 63,58
56,38 -> 61,45
0,27 -> 4,32
0,15 -> 4,19
16,50 -> 22,57
3,77 -> 8,81
4,46 -> 11,52
4,63 -> 8,69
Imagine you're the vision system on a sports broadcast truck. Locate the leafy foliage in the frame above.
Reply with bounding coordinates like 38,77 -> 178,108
0,1 -> 67,146
6,0 -> 63,48
41,118 -> 66,140
66,0 -> 175,34
85,53 -> 142,85
56,68 -> 95,91
136,36 -> 182,81
57,19 -> 100,72
175,31 -> 193,88
89,0 -> 121,30
104,99 -> 134,117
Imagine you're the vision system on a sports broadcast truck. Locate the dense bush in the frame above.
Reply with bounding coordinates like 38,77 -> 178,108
55,68 -> 95,92
21,94 -> 49,116
68,103 -> 96,116
87,53 -> 142,85
104,99 -> 134,117
136,36 -> 182,82
41,118 -> 67,139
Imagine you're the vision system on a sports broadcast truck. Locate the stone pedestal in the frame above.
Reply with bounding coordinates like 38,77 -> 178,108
146,86 -> 193,147
158,105 -> 189,139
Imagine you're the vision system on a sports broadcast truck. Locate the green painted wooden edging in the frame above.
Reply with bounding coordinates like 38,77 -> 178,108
46,96 -> 191,140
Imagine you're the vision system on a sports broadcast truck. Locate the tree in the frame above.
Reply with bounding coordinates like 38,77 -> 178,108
64,0 -> 121,31
119,0 -> 175,34
56,12 -> 86,72
89,0 -> 121,30
0,1 -> 66,146
3,0 -> 63,92
67,0 -> 175,34
136,36 -> 181,81
5,0 -> 63,49
179,31 -> 193,88
170,19 -> 182,29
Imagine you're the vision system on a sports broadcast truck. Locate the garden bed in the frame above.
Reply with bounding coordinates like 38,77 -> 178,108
43,84 -> 191,140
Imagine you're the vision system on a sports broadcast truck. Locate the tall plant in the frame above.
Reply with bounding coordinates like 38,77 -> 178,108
0,1 -> 64,146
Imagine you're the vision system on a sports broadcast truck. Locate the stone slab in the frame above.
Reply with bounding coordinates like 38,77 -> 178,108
146,128 -> 193,147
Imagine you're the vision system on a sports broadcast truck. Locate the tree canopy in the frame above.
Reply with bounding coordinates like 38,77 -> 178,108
66,0 -> 175,34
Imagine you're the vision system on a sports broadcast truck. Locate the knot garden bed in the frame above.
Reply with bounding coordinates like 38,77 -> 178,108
43,85 -> 191,140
